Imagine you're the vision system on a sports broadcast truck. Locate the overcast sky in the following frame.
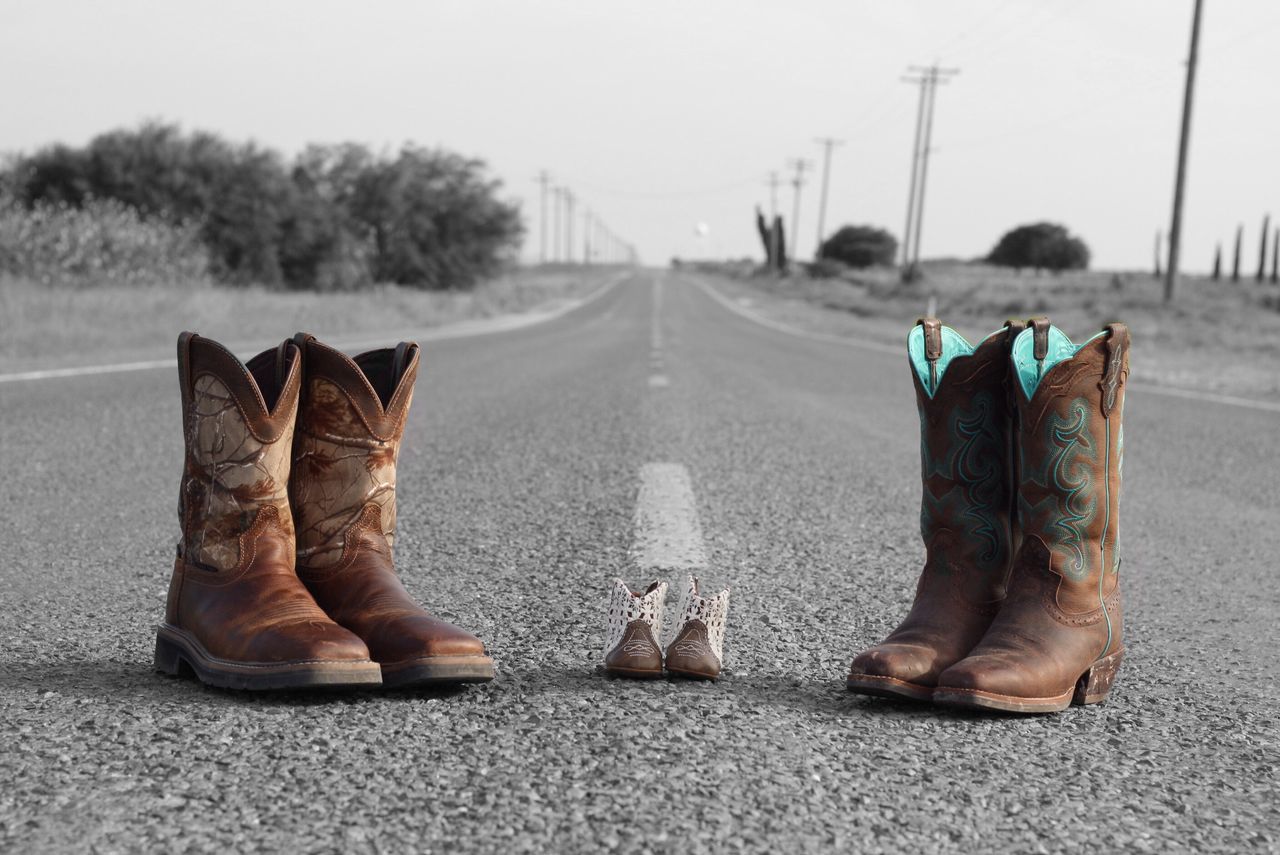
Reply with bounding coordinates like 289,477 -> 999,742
2,0 -> 1275,271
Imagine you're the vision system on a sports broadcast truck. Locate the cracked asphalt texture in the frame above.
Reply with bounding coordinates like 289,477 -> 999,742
1,272 -> 1277,853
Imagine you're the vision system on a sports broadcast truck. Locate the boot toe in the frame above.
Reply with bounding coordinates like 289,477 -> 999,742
849,643 -> 939,685
370,614 -> 488,663
263,621 -> 373,664
936,654 -> 1039,698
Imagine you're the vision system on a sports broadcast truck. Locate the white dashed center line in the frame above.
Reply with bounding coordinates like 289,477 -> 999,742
648,277 -> 669,389
632,463 -> 708,570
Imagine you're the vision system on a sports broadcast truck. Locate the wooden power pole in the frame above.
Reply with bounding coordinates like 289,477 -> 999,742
1164,0 -> 1205,302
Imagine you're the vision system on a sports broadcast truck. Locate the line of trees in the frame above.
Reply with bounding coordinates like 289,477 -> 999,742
0,122 -> 524,290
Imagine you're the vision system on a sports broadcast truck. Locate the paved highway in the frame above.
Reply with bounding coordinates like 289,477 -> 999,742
1,272 -> 1276,853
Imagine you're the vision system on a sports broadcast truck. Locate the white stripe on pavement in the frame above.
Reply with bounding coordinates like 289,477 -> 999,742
691,275 -> 1280,415
0,272 -> 629,385
633,463 -> 707,570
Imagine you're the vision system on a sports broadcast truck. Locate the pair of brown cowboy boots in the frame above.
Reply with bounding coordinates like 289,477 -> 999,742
155,332 -> 494,690
848,317 -> 1129,713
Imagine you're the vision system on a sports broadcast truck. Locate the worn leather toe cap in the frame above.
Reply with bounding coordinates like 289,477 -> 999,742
259,620 -> 373,664
849,643 -> 942,686
366,613 -> 488,663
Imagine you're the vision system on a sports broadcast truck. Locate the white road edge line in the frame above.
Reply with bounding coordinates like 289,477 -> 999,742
690,274 -> 1280,415
0,271 -> 630,385
633,462 -> 707,570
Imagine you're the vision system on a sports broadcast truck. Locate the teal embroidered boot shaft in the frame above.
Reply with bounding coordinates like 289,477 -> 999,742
934,319 -> 1129,713
847,317 -> 1024,701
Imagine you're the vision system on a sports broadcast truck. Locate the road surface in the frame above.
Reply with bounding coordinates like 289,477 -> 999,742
1,272 -> 1276,853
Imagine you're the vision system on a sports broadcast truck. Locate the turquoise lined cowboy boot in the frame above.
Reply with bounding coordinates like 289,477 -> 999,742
847,318 -> 1023,701
934,319 -> 1128,713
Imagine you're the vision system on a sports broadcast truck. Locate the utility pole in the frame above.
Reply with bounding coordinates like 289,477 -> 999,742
1164,0 -> 1205,303
1258,214 -> 1271,282
813,137 -> 844,259
901,65 -> 958,281
551,186 -> 563,263
583,208 -> 592,265
534,171 -> 551,264
787,158 -> 812,263
1154,230 -> 1163,278
901,75 -> 929,269
564,190 -> 575,264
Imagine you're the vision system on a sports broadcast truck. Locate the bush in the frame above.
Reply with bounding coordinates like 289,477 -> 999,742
0,193 -> 212,288
3,122 -> 524,290
987,222 -> 1090,272
818,225 -> 897,268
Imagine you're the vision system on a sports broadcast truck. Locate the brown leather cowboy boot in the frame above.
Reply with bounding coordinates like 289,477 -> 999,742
155,333 -> 382,690
289,334 -> 494,686
604,580 -> 668,678
847,318 -> 1023,701
934,320 -> 1128,713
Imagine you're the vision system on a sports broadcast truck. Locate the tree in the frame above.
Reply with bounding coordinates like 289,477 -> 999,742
818,225 -> 897,268
987,222 -> 1090,272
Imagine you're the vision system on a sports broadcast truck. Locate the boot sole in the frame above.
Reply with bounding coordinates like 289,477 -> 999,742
605,665 -> 664,679
666,666 -> 720,681
845,673 -> 934,702
380,655 -> 495,687
155,626 -> 383,691
932,649 -> 1124,714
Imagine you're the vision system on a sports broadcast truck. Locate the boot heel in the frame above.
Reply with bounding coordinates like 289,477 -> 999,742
1072,648 -> 1123,705
154,632 -> 189,677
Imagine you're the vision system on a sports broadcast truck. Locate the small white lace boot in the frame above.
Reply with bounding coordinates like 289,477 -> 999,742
603,579 -> 668,678
665,576 -> 730,680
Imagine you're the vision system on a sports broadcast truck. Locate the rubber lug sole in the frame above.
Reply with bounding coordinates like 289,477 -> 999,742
380,655 -> 495,687
154,627 -> 382,691
846,673 -> 934,702
933,649 -> 1124,714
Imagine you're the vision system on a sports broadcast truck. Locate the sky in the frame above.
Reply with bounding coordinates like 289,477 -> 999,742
2,0 -> 1276,271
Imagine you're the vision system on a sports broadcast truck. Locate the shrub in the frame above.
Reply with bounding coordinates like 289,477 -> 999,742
987,222 -> 1090,272
819,225 -> 897,268
0,193 -> 211,288
4,123 -> 524,290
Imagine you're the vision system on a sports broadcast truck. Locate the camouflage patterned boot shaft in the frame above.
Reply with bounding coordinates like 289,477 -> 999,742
155,333 -> 381,690
289,334 -> 494,686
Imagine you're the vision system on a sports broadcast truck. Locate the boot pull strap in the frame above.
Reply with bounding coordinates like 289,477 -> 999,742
916,317 -> 942,389
392,341 -> 413,386
1029,317 -> 1051,361
1100,323 -> 1129,417
1003,319 -> 1028,348
274,339 -> 291,397
176,331 -> 196,398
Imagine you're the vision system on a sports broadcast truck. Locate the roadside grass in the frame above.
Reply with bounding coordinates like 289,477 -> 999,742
697,262 -> 1280,401
0,265 -> 619,371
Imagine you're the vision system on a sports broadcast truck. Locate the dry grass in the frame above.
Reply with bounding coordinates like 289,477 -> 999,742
701,262 -> 1280,401
0,265 -> 617,371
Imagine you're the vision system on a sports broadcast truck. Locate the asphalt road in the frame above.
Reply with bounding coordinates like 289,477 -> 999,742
1,271 -> 1277,853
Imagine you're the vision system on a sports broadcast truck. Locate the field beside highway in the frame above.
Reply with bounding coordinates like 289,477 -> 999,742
0,265 -> 617,372
699,262 -> 1280,402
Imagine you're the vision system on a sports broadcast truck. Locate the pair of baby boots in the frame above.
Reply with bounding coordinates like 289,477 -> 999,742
603,576 -> 730,680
